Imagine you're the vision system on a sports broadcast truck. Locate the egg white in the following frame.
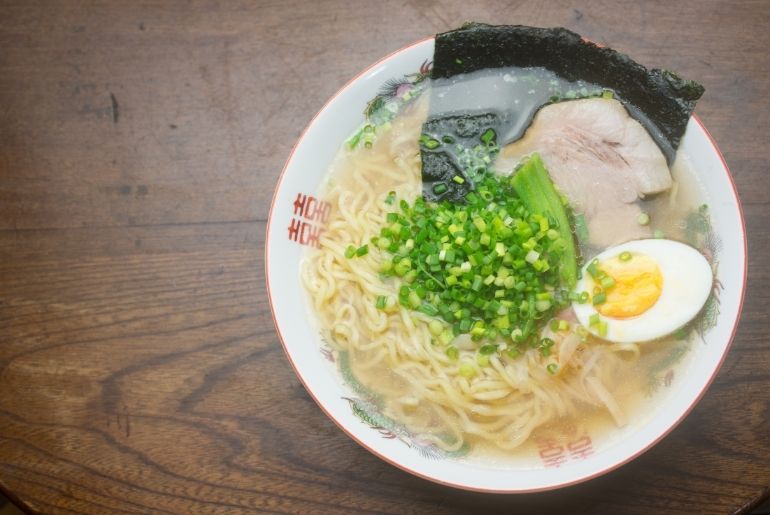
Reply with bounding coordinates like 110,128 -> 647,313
572,239 -> 713,343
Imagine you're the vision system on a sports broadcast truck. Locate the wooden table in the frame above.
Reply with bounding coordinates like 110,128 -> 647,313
1,1 -> 768,513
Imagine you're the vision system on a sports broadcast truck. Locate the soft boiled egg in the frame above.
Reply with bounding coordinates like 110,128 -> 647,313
572,239 -> 713,343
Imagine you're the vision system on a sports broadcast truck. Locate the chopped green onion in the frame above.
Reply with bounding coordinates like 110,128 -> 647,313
433,183 -> 448,195
480,128 -> 496,145
375,296 -> 387,310
458,362 -> 476,378
394,260 -> 410,276
592,292 -> 607,305
525,250 -> 540,264
619,251 -> 632,262
446,346 -> 459,360
452,175 -> 465,184
420,135 -> 440,149
384,191 -> 396,205
547,363 -> 559,374
637,212 -> 650,226
403,270 -> 418,283
597,320 -> 608,338
439,330 -> 454,346
654,229 -> 665,239
539,337 -> 555,358
368,155 -> 581,363
419,302 -> 439,316
479,344 -> 497,355
600,276 -> 616,289
587,259 -> 600,278
355,244 -> 369,257
344,245 -> 356,259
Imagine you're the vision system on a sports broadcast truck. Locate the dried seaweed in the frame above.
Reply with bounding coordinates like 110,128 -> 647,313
422,23 -> 704,201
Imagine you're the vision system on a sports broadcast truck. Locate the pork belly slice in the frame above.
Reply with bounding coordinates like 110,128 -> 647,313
496,98 -> 672,247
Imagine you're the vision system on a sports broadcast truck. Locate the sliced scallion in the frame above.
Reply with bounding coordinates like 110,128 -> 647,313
458,362 -> 476,378
433,183 -> 448,195
600,276 -> 616,289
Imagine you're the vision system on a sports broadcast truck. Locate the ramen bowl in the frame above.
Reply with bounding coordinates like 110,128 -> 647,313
265,36 -> 746,492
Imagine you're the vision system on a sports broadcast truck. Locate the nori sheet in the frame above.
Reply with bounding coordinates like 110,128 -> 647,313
421,23 -> 704,202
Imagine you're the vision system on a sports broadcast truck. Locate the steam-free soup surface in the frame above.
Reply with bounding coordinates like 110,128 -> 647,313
302,75 -> 708,457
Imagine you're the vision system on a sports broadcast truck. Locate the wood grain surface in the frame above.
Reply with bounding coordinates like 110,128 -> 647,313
1,0 -> 768,513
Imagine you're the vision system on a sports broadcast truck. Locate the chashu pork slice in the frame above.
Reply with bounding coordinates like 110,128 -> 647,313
496,98 -> 672,248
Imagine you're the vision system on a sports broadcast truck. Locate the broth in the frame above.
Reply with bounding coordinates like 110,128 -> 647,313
303,76 -> 710,458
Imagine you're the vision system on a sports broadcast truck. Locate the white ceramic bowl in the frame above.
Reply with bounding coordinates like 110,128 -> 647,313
265,37 -> 747,492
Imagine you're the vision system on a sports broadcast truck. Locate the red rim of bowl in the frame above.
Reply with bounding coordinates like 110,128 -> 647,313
265,36 -> 748,493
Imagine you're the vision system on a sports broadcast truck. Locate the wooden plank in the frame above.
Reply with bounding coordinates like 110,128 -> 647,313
0,0 -> 768,513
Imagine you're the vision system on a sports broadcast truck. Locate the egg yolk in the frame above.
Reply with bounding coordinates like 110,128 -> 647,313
596,254 -> 663,318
